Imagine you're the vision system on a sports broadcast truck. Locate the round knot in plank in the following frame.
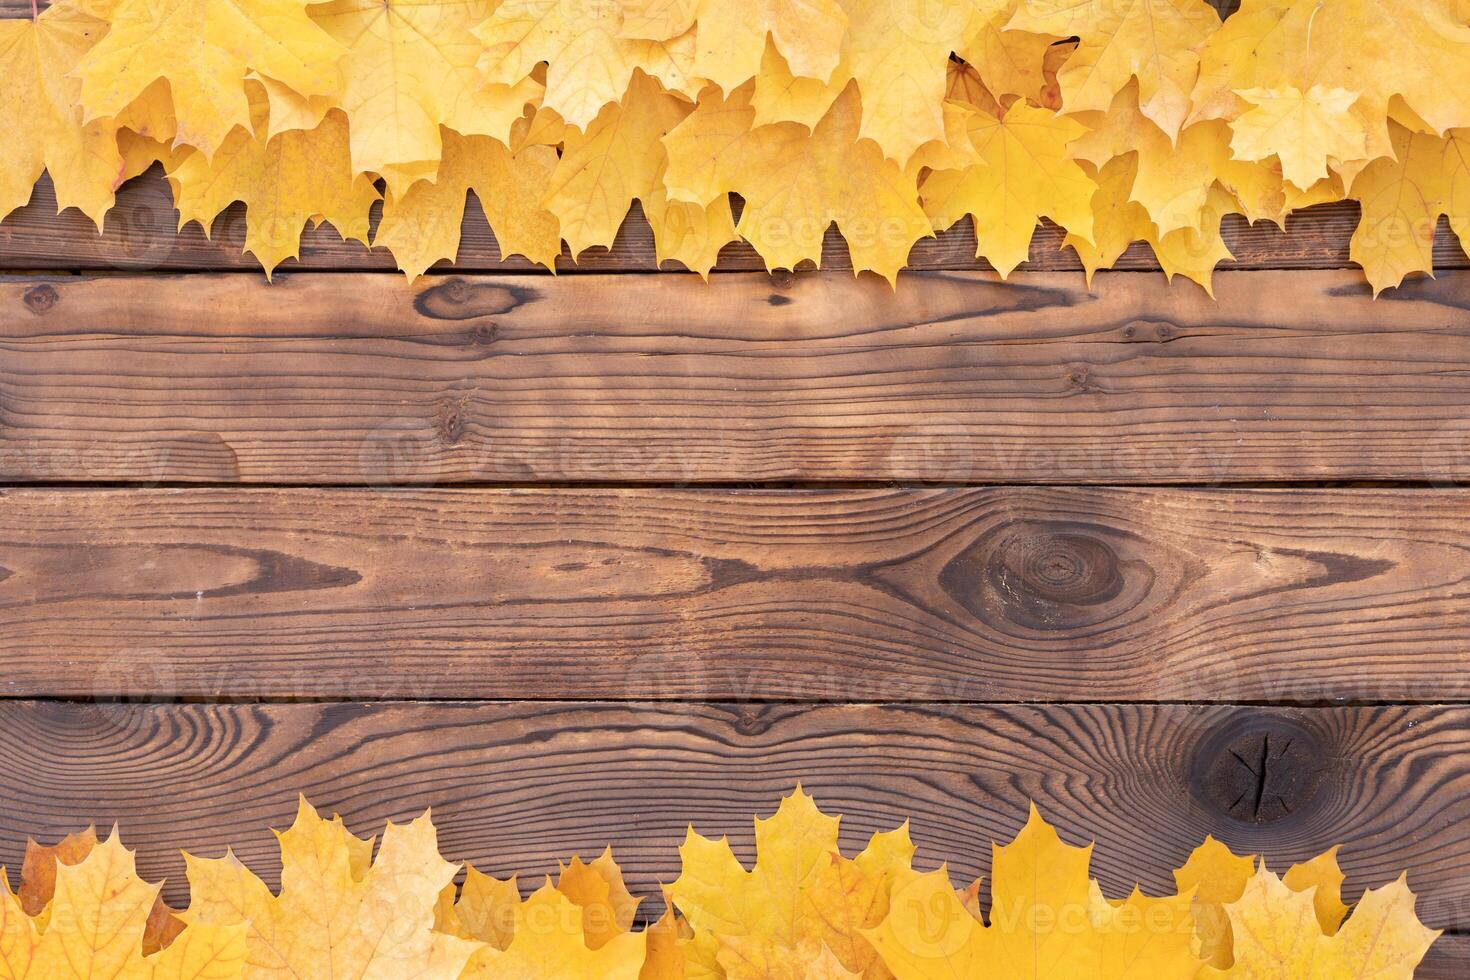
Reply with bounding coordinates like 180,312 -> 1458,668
943,519 -> 1156,633
1193,715 -> 1326,824
23,284 -> 58,314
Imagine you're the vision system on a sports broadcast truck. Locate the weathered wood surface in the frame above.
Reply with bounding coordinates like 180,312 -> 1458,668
0,700 -> 1467,931
1421,938 -> 1470,980
3,486 -> 1468,702
6,269 -> 1470,485
6,170 -> 1469,276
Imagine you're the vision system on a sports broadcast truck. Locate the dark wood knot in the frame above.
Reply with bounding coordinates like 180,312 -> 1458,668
735,706 -> 770,736
23,284 -> 58,314
1194,715 -> 1325,824
414,279 -> 533,321
943,520 -> 1155,632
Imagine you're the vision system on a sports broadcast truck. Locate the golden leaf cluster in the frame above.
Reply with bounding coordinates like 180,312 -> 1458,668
3,0 -> 1470,290
0,789 -> 1442,978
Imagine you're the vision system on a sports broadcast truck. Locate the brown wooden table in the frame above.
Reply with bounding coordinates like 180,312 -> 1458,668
1,15 -> 1467,972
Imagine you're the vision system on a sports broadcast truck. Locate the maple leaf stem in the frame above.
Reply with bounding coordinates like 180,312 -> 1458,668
31,0 -> 38,20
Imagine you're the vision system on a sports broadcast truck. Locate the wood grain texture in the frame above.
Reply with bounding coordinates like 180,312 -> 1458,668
7,269 -> 1470,484
6,170 -> 1469,275
1420,937 -> 1470,979
0,700 -> 1468,933
3,486 -> 1469,702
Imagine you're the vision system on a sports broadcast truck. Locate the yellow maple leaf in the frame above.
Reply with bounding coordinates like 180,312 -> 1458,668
906,99 -> 982,180
76,0 -> 344,159
1282,848 -> 1351,938
1068,153 -> 1237,295
639,892 -> 694,980
663,81 -> 931,281
509,102 -> 569,154
838,0 -> 993,165
1176,839 -> 1393,972
16,826 -> 187,957
1073,83 -> 1287,233
435,866 -> 522,950
543,79 -> 677,254
668,786 -> 914,980
172,85 -> 379,277
1150,184 -> 1238,296
921,101 -> 1097,277
112,75 -> 178,147
246,71 -> 335,140
642,189 -> 740,276
0,0 -> 123,227
0,832 -> 246,979
556,848 -> 642,949
1064,155 -> 1151,283
1172,836 -> 1258,969
1190,0 -> 1470,156
865,807 -> 1205,979
717,937 -> 862,979
957,9 -> 1063,110
475,0 -> 698,129
1214,863 -> 1438,979
543,69 -> 737,271
1006,0 -> 1222,138
375,128 -> 562,278
619,0 -> 848,95
307,0 -> 543,197
749,40 -> 849,130
183,798 -> 481,978
1229,86 -> 1369,191
461,882 -> 647,979
1350,122 -> 1470,293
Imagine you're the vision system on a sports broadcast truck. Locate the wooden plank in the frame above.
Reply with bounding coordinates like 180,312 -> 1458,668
0,700 -> 1467,936
1422,938 -> 1470,979
6,269 -> 1470,484
3,486 -> 1469,702
6,170 -> 1469,275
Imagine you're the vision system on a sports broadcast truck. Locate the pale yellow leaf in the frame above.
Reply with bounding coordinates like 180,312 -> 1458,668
461,882 -> 646,979
620,0 -> 848,95
375,128 -> 562,278
1007,0 -> 1221,138
0,0 -> 123,227
0,833 -> 247,980
1219,863 -> 1438,979
750,40 -> 849,130
475,0 -> 699,129
1350,122 -> 1470,293
1230,86 -> 1368,190
545,70 -> 691,256
173,85 -> 378,277
1190,0 -> 1470,158
669,786 -> 913,979
921,102 -> 1097,276
76,0 -> 344,159
308,0 -> 543,196
184,798 -> 481,978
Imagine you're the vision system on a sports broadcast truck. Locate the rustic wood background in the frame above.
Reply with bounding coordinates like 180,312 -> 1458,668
2,2 -> 1469,974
